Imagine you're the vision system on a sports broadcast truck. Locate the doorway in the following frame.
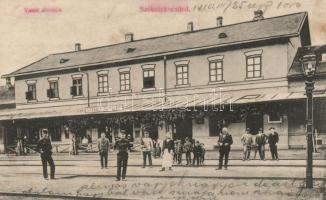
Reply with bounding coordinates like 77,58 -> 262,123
246,114 -> 263,135
174,118 -> 192,140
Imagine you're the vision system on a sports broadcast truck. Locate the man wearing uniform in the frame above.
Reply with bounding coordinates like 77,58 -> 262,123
114,131 -> 131,181
36,130 -> 55,180
216,127 -> 233,170
141,131 -> 153,168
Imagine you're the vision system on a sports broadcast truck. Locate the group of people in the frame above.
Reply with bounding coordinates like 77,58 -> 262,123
217,126 -> 280,170
140,132 -> 206,169
241,127 -> 279,161
37,129 -> 132,181
35,126 -> 280,181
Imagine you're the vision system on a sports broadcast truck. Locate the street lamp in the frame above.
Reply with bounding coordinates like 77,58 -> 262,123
301,50 -> 317,189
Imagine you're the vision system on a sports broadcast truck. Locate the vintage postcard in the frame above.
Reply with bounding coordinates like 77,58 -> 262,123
0,0 -> 325,199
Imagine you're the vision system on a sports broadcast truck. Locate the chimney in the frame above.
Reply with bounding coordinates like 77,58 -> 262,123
187,22 -> 194,32
216,16 -> 223,27
75,43 -> 81,51
125,32 -> 134,42
5,77 -> 13,89
253,10 -> 264,21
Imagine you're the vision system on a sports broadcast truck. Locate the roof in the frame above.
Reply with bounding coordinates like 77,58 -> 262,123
5,12 -> 307,77
1,90 -> 325,121
288,45 -> 326,77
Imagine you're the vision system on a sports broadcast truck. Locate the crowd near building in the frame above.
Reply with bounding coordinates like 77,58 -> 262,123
0,11 -> 325,154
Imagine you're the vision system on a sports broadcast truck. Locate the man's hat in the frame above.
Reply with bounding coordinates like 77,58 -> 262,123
269,127 -> 275,130
246,128 -> 250,132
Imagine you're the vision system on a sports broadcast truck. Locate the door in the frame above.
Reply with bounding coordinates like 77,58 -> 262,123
175,118 -> 192,140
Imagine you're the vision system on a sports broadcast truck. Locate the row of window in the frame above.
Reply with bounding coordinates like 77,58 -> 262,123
25,53 -> 262,101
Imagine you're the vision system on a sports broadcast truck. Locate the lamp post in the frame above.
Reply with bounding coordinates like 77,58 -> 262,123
301,50 -> 317,189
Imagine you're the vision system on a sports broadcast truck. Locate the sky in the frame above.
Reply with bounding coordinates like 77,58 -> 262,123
0,0 -> 326,85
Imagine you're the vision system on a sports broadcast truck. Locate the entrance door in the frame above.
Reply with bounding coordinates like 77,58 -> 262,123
246,114 -> 263,135
143,123 -> 158,140
175,118 -> 192,140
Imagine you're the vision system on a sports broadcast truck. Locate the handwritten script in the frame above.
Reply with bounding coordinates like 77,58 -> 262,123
20,178 -> 325,200
192,0 -> 301,13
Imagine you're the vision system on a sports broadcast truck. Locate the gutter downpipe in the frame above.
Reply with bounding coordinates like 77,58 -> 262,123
163,56 -> 167,102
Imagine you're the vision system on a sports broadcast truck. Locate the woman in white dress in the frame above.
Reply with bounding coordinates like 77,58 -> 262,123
160,133 -> 174,171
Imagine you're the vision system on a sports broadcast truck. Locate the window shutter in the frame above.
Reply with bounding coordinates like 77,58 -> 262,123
47,89 -> 51,98
25,91 -> 30,100
70,86 -> 76,96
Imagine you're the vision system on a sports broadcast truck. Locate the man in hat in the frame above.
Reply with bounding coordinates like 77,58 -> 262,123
114,131 -> 131,181
255,128 -> 267,160
241,128 -> 253,161
268,127 -> 279,160
98,132 -> 110,169
141,130 -> 153,168
36,130 -> 55,180
216,127 -> 233,170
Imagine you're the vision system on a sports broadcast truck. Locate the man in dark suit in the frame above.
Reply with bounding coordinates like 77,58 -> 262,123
37,130 -> 55,180
114,131 -> 131,181
216,127 -> 233,170
268,127 -> 279,160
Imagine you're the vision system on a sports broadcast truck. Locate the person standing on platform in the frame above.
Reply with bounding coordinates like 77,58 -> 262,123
98,133 -> 110,169
183,137 -> 192,165
115,131 -> 131,181
87,134 -> 92,152
241,128 -> 253,161
141,131 -> 153,168
200,143 -> 206,165
36,130 -> 55,180
255,128 -> 267,160
268,127 -> 279,161
192,141 -> 201,166
216,127 -> 233,170
160,133 -> 174,171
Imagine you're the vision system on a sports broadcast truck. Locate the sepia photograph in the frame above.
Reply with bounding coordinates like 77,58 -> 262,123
0,0 -> 325,199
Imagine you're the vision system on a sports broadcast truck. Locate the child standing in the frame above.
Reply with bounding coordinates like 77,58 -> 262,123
192,141 -> 202,166
183,137 -> 192,165
200,143 -> 206,165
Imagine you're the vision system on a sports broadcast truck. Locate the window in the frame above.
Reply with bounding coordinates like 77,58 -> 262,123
143,69 -> 155,88
98,74 -> 109,93
47,81 -> 59,98
26,84 -> 36,100
176,65 -> 189,85
209,61 -> 223,82
246,55 -> 262,78
268,112 -> 282,123
71,78 -> 83,96
120,72 -> 130,91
